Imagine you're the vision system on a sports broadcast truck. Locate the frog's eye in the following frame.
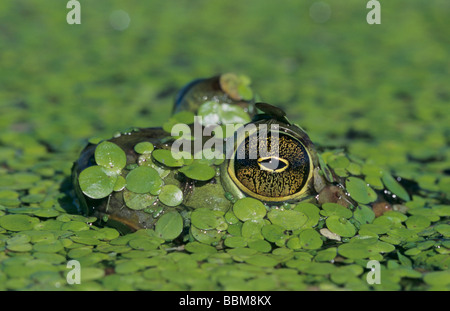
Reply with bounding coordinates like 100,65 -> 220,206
228,128 -> 314,202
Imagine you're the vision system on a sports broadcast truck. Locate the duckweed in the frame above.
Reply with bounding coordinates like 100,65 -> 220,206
233,197 -> 267,222
178,162 -> 216,181
125,166 -> 163,195
0,215 -> 40,232
158,185 -> 183,207
152,149 -> 184,168
134,142 -> 154,155
1,1 -> 448,292
345,177 -> 378,205
154,212 -> 184,241
94,141 -> 127,172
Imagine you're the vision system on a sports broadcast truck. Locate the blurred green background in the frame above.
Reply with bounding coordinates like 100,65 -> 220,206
0,0 -> 448,290
1,0 -> 448,156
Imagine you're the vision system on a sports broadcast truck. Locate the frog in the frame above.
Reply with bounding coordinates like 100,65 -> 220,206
72,73 -> 412,238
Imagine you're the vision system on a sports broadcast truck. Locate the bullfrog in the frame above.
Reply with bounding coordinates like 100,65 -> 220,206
72,73 -> 412,239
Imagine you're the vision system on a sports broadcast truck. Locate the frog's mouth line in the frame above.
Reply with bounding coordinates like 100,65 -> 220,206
257,156 -> 289,173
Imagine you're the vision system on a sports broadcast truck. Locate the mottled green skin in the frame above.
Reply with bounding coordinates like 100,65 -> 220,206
72,74 -> 411,233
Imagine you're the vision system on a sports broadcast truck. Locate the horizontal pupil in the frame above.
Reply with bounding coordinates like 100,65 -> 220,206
258,157 -> 287,171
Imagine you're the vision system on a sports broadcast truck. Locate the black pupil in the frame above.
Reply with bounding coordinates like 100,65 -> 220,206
259,158 -> 287,171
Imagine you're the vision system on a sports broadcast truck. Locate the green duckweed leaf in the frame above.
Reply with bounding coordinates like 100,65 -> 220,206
134,142 -> 154,154
315,247 -> 337,262
226,247 -> 258,262
317,154 -> 334,183
286,237 -> 302,250
300,262 -> 336,275
345,177 -> 377,204
237,84 -> 253,101
432,205 -> 450,217
193,148 -> 225,166
233,197 -> 266,222
68,247 -> 93,258
407,207 -> 440,222
359,223 -> 389,235
423,271 -> 450,287
80,268 -> 105,282
0,215 -> 39,231
416,240 -> 435,250
94,141 -> 126,171
191,208 -> 226,230
299,228 -> 323,250
365,175 -> 384,190
179,162 -> 216,181
0,190 -> 20,207
247,239 -> 272,253
128,238 -> 161,251
220,104 -> 252,125
405,215 -> 431,230
152,149 -> 184,167
261,224 -> 286,244
113,175 -> 126,192
326,215 -> 356,237
224,236 -> 247,248
79,165 -> 117,199
294,202 -> 320,228
172,111 -> 196,124
224,210 -> 240,224
226,222 -> 242,237
158,185 -> 183,207
435,224 -> 450,237
361,163 -> 383,177
241,219 -> 264,240
397,251 -> 412,267
191,225 -> 224,245
330,265 -> 364,284
353,205 -> 375,225
327,154 -> 350,170
369,240 -> 395,254
123,190 -> 157,210
245,254 -> 278,267
6,243 -> 33,252
33,240 -> 64,253
20,193 -> 46,204
382,172 -> 410,201
61,221 -> 90,232
320,203 -> 353,219
338,242 -> 372,259
346,162 -> 361,175
6,234 -> 31,245
185,242 -> 217,254
125,166 -> 163,194
383,210 -> 408,223
154,211 -> 183,240
267,209 -> 308,230
70,236 -> 101,246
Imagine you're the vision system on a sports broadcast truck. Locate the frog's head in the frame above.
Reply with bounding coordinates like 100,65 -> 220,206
173,72 -> 257,124
220,103 -> 319,205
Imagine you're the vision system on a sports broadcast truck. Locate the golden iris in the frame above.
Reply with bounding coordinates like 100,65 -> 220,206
228,129 -> 313,202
